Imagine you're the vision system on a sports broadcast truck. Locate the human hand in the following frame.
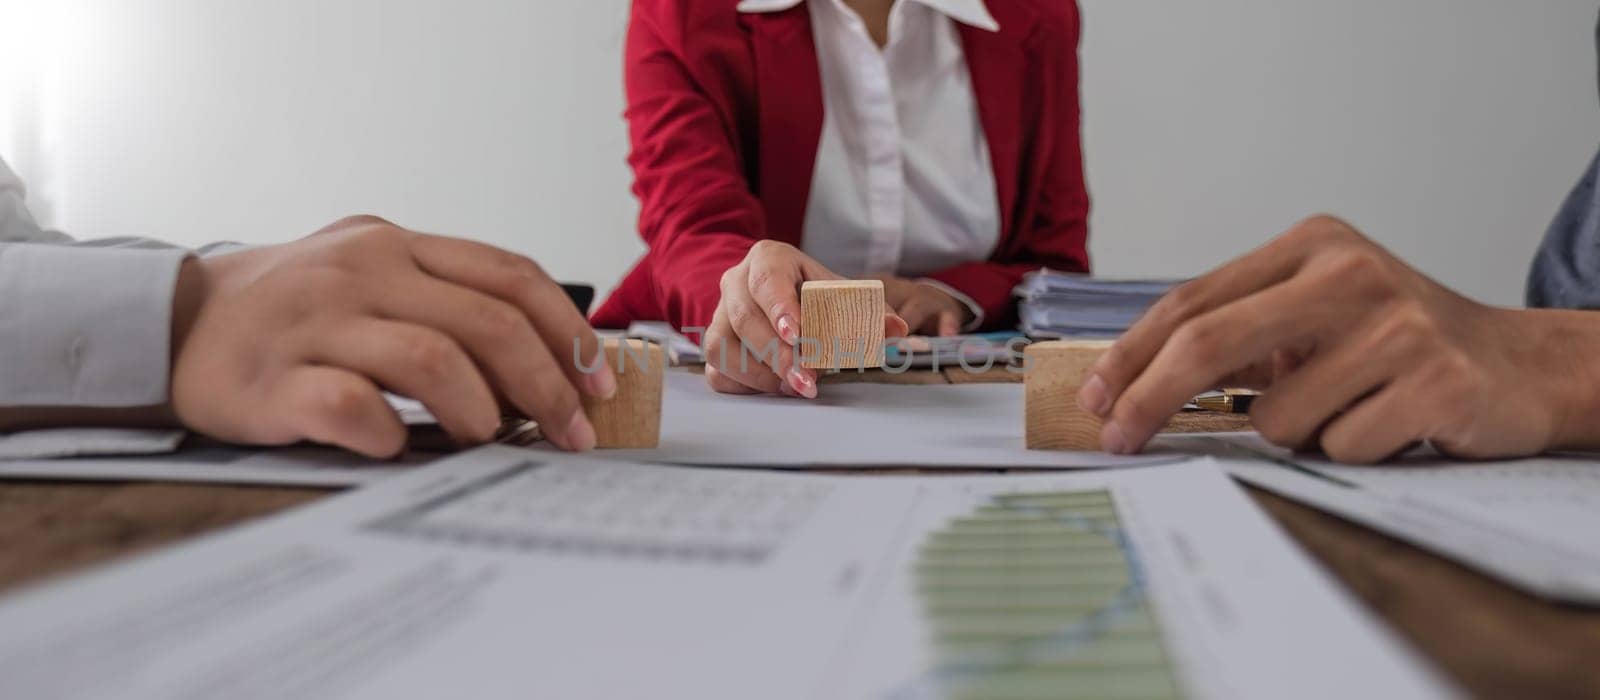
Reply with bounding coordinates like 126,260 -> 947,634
168,216 -> 614,458
873,276 -> 973,337
1076,215 -> 1600,463
703,241 -> 908,397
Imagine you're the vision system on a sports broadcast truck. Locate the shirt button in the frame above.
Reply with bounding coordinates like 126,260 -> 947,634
65,335 -> 87,376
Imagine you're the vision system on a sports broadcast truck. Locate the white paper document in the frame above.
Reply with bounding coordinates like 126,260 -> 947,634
590,371 -> 1184,469
0,428 -> 186,460
0,392 -> 451,486
0,446 -> 1450,699
0,444 -> 422,487
1206,433 -> 1600,604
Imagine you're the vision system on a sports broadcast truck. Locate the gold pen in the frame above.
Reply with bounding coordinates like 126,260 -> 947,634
1194,391 -> 1258,414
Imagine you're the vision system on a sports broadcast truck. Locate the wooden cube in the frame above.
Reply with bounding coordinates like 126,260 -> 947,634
1025,339 -> 1115,451
582,338 -> 665,448
800,280 -> 885,370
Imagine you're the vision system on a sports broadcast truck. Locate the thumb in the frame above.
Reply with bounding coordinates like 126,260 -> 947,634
884,307 -> 910,339
796,253 -> 847,283
277,366 -> 406,459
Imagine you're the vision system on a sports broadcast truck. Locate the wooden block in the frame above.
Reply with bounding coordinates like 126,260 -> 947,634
800,280 -> 885,370
582,338 -> 665,449
1025,339 -> 1115,451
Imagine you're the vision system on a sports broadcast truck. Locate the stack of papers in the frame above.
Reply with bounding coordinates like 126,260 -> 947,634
626,322 -> 704,365
1014,270 -> 1180,338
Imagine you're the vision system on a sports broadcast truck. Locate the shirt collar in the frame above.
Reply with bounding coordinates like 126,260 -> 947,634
736,0 -> 1000,33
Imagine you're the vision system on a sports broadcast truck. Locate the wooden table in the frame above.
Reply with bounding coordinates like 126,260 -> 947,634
1,367 -> 1596,698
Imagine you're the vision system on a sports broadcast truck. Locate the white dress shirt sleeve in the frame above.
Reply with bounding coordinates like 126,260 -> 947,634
0,157 -> 190,408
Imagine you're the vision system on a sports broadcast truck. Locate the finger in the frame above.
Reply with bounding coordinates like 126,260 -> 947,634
1246,326 -> 1408,450
705,363 -> 762,395
1090,227 -> 1322,414
268,366 -> 407,458
703,307 -> 787,395
374,276 -> 596,450
407,234 -> 615,400
884,309 -> 910,339
872,277 -> 912,310
726,266 -> 813,395
1212,362 -> 1278,391
747,243 -> 846,344
1211,347 -> 1307,391
1316,382 -> 1426,464
302,318 -> 504,447
937,310 -> 961,338
897,296 -> 940,336
1102,272 -> 1361,453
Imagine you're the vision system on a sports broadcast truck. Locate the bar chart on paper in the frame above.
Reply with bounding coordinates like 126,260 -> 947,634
366,461 -> 833,565
903,490 -> 1181,700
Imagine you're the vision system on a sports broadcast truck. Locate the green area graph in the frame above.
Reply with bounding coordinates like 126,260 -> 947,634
906,490 -> 1181,700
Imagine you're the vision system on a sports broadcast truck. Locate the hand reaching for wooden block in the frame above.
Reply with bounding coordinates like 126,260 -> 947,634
800,280 -> 886,371
582,338 -> 665,448
1025,339 -> 1115,450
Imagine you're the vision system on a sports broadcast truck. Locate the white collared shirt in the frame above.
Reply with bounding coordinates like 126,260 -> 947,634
0,155 -> 200,457
0,157 -> 188,410
738,0 -> 1001,327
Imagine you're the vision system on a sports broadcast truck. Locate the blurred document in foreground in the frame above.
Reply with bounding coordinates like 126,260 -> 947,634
0,443 -> 416,487
1209,433 -> 1600,605
1014,271 -> 1179,338
0,447 -> 1449,699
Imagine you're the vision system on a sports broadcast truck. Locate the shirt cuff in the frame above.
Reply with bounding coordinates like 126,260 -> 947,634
915,278 -> 986,333
0,244 -> 190,407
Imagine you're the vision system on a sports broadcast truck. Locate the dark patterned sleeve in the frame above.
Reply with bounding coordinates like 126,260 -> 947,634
1528,150 -> 1600,308
1526,11 -> 1600,309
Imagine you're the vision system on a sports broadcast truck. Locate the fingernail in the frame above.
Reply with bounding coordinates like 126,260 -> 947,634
777,314 -> 800,344
566,411 -> 597,452
584,364 -> 618,399
1078,374 -> 1109,416
789,367 -> 817,399
1101,422 -> 1130,454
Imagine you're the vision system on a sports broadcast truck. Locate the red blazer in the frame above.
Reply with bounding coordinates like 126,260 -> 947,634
591,0 -> 1090,332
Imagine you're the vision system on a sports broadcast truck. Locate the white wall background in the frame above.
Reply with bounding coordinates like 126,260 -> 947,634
1081,1 -> 1599,306
3,0 -> 1597,307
